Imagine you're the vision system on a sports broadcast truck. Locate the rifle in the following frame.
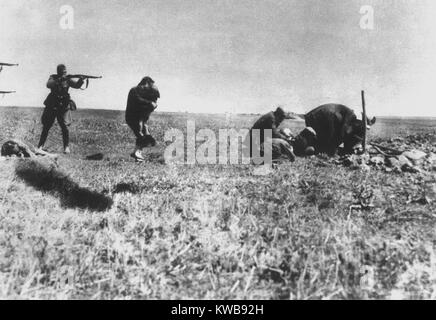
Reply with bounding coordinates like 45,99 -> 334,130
0,90 -> 15,98
65,74 -> 102,90
0,62 -> 18,73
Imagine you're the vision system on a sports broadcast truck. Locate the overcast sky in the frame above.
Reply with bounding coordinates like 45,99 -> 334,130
1,0 -> 436,116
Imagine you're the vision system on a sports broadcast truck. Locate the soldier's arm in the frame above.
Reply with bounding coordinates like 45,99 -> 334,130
68,78 -> 85,89
46,75 -> 57,89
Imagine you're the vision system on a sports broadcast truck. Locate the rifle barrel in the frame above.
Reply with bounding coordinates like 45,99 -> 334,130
0,63 -> 18,66
68,74 -> 102,79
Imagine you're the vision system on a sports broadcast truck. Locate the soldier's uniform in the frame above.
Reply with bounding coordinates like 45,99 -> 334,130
38,74 -> 84,151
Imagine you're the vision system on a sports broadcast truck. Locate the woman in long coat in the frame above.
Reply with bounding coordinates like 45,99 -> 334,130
125,76 -> 160,162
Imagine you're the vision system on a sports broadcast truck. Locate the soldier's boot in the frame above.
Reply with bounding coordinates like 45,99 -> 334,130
35,147 -> 49,155
131,149 -> 145,162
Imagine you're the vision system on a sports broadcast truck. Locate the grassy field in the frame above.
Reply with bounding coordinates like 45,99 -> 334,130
0,106 -> 435,300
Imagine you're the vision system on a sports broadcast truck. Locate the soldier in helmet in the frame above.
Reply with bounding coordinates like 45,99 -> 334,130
37,64 -> 84,154
125,76 -> 160,162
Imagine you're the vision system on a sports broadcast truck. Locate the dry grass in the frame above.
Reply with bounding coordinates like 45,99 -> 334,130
0,107 -> 435,299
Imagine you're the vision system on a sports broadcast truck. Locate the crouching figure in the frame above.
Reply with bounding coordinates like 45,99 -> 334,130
247,107 -> 298,163
304,104 -> 376,156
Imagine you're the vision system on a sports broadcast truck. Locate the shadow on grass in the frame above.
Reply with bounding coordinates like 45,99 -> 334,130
85,153 -> 105,161
15,159 -> 113,212
113,182 -> 141,194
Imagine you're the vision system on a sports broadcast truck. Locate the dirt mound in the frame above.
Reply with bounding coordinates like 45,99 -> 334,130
332,133 -> 436,173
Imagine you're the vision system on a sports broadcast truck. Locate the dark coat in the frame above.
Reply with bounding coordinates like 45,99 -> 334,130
250,111 -> 287,145
305,104 -> 366,155
292,127 -> 317,157
125,85 -> 160,129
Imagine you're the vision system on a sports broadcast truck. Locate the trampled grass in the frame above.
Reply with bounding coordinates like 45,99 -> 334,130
0,107 -> 435,299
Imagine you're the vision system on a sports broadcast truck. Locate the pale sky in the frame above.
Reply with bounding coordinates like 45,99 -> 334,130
1,0 -> 436,116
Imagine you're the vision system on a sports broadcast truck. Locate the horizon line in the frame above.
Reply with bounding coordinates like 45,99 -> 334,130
2,105 -> 436,120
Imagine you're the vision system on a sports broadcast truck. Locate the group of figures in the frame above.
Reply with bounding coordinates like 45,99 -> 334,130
35,64 -> 160,162
13,63 -> 375,163
251,104 -> 376,163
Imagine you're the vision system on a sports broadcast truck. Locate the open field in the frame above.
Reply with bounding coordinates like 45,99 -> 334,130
0,106 -> 435,299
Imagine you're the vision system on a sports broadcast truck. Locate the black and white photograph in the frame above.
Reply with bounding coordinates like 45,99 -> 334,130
0,0 -> 435,303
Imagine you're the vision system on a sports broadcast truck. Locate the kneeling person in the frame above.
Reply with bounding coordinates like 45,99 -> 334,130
247,106 -> 296,159
292,127 -> 317,157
